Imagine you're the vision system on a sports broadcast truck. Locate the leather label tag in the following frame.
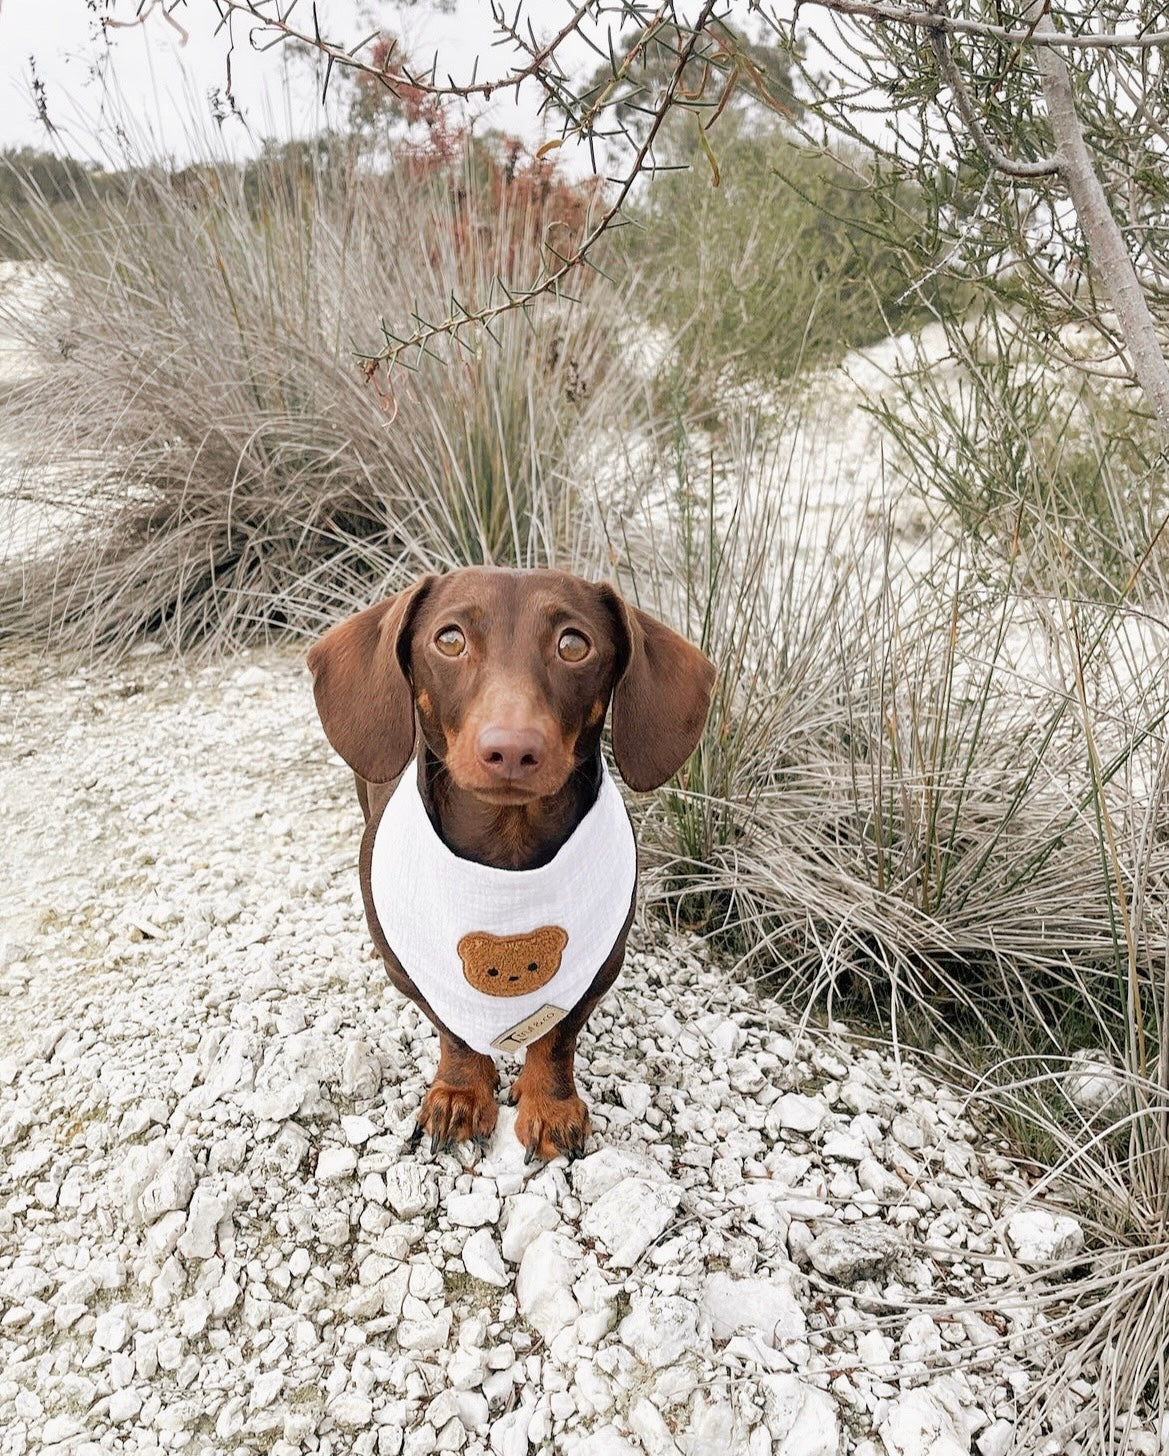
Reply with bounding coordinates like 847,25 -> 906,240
491,1004 -> 569,1054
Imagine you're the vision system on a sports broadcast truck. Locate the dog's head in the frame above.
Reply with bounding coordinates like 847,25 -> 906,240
307,566 -> 715,799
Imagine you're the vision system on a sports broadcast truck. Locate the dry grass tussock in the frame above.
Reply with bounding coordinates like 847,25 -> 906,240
0,145 -> 639,650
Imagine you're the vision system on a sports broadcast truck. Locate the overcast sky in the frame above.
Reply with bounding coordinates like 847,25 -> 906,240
0,1 -> 570,165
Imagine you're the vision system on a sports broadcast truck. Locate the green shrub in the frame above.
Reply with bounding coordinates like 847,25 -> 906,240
624,121 -> 965,400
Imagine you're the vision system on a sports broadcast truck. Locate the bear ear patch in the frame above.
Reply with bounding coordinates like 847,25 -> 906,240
456,925 -> 570,998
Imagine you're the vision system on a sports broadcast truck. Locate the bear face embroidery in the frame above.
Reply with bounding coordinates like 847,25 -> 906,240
457,926 -> 569,998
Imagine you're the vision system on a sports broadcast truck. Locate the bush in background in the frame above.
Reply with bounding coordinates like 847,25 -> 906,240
0,132 -> 635,651
623,119 -> 966,401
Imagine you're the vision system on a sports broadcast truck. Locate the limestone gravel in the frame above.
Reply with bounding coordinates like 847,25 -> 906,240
0,643 -> 1123,1454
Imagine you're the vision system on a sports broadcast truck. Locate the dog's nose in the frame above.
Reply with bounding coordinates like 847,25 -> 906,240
476,726 -> 546,780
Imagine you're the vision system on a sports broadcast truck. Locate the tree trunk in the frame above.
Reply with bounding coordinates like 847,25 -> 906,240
1029,6 -> 1169,439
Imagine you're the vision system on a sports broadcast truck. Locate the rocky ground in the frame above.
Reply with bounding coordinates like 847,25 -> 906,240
0,643 -> 1123,1456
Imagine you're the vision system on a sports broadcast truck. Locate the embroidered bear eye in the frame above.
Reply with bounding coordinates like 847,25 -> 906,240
557,630 -> 589,662
528,962 -> 538,971
435,626 -> 466,657
487,966 -> 498,977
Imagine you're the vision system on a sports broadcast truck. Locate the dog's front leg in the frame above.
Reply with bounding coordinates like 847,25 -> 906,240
412,1031 -> 499,1154
508,1025 -> 590,1164
508,937 -> 628,1163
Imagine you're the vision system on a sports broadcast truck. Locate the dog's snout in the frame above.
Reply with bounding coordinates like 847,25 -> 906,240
476,725 -> 547,780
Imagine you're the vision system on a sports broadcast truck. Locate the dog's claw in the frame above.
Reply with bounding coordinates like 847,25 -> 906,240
408,1122 -> 424,1148
430,1129 -> 442,1156
524,1140 -> 540,1166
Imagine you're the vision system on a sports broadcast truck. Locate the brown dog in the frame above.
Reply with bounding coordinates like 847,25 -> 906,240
307,566 -> 714,1162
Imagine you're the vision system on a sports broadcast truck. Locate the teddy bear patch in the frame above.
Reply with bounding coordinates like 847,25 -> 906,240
457,926 -> 569,998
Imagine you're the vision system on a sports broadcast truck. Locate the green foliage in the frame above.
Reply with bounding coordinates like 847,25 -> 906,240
624,122 -> 967,400
866,307 -> 1167,599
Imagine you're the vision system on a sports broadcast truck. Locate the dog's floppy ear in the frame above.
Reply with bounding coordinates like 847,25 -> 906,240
598,585 -> 716,792
307,577 -> 436,784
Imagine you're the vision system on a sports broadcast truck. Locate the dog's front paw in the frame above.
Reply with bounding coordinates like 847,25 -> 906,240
508,1076 -> 590,1164
413,1073 -> 498,1155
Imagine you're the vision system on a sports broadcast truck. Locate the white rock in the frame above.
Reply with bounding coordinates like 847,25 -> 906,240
806,1223 -> 903,1284
177,1185 -> 235,1260
448,1190 -> 501,1227
94,1310 -> 130,1352
179,1293 -> 212,1339
879,1387 -> 968,1456
341,1114 -> 378,1144
330,1392 -> 375,1429
108,1387 -> 142,1423
628,1396 -> 678,1456
501,1193 -> 560,1263
251,1370 -> 285,1409
248,1085 -> 307,1122
264,1121 -> 310,1174
618,1293 -> 703,1369
675,1391 -> 730,1450
702,1271 -> 806,1346
341,1038 -> 382,1099
977,1418 -> 1015,1456
759,1373 -> 842,1455
579,1177 -> 681,1268
488,1409 -> 528,1456
397,1308 -> 453,1351
1064,1050 -> 1125,1118
463,1229 -> 509,1287
570,1426 -> 641,1456
516,1232 -> 582,1341
41,1416 -> 84,1444
316,1145 -> 358,1182
821,1130 -> 869,1162
137,1145 -> 198,1225
1005,1210 -> 1084,1272
384,1162 -> 439,1219
619,1082 -> 653,1117
572,1146 -> 664,1203
769,1094 -> 827,1135
455,1390 -> 489,1430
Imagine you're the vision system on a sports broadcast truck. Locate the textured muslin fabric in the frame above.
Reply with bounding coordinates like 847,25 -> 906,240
369,761 -> 637,1057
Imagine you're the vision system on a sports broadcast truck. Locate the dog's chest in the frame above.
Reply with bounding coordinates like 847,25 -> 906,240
367,764 -> 637,1057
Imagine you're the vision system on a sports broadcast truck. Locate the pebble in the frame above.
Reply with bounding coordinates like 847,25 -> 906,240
462,1229 -> 509,1287
806,1223 -> 904,1284
703,1271 -> 806,1345
448,1189 -> 502,1227
1005,1210 -> 1085,1272
316,1145 -> 359,1182
516,1232 -> 581,1340
578,1176 -> 681,1267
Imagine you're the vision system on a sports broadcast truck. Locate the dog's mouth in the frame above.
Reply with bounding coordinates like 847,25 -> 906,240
466,781 -> 546,806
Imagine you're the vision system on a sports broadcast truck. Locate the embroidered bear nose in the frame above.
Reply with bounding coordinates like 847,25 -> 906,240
476,726 -> 546,780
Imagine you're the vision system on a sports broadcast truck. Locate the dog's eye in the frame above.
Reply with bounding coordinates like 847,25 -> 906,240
435,626 -> 466,657
558,630 -> 590,662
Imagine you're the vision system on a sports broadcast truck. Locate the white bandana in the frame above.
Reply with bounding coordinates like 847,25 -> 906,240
369,762 -> 637,1058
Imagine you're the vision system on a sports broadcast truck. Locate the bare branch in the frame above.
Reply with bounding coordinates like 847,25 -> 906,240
928,17 -> 1060,178
362,0 -> 724,373
775,0 -> 1169,51
203,0 -> 596,104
